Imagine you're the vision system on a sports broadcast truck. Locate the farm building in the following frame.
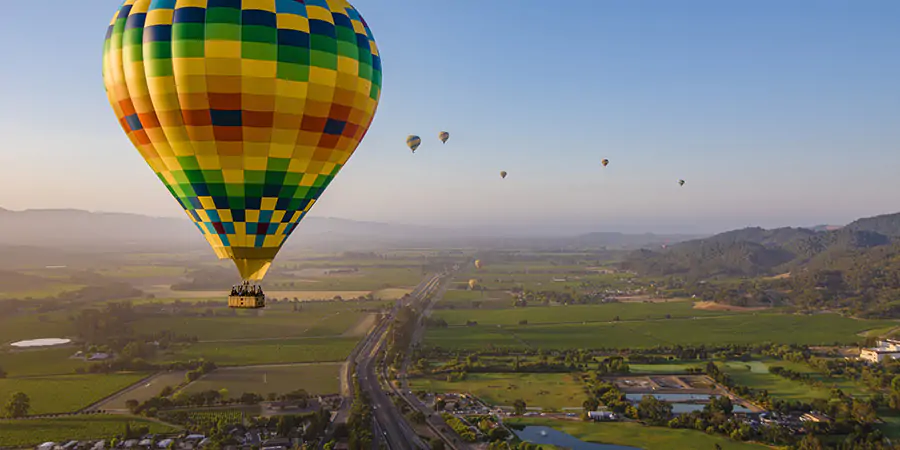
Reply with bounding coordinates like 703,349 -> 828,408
588,411 -> 617,421
860,339 -> 900,363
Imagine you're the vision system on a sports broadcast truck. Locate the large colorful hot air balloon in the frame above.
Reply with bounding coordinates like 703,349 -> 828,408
407,135 -> 421,153
103,0 -> 382,292
438,131 -> 450,144
468,279 -> 479,290
474,259 -> 482,269
500,171 -> 508,179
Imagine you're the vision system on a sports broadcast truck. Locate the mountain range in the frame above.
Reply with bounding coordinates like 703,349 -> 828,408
620,212 -> 900,278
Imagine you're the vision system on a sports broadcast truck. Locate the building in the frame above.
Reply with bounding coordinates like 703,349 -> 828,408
588,411 -> 617,421
800,412 -> 831,424
860,339 -> 900,363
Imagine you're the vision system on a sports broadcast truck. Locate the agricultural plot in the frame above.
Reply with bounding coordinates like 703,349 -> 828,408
410,373 -> 586,411
628,363 -> 705,374
425,314 -> 895,351
96,371 -> 189,411
718,359 -> 871,400
0,347 -> 89,377
0,373 -> 148,415
134,309 -> 365,341
182,363 -> 341,397
161,337 -> 358,366
438,289 -> 514,310
262,267 -> 424,291
0,311 -> 76,344
0,415 -> 180,448
508,418 -> 768,450
433,301 -> 732,326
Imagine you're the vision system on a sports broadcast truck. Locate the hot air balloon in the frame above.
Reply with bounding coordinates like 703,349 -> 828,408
500,171 -> 508,179
679,180 -> 686,186
601,159 -> 609,167
468,279 -> 479,290
407,135 -> 421,153
103,0 -> 382,308
438,131 -> 450,144
474,260 -> 483,269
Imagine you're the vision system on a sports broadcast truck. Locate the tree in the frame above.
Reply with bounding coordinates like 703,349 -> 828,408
0,366 -> 6,378
125,399 -> 139,413
3,392 -> 30,418
583,398 -> 600,413
513,399 -> 527,416
798,434 -> 824,450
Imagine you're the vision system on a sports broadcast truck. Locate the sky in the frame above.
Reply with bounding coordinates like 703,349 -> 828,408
0,0 -> 898,234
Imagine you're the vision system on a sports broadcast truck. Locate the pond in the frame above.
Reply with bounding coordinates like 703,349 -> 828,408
10,338 -> 72,348
513,426 -> 640,450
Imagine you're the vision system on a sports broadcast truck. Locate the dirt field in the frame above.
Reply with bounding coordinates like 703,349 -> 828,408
692,301 -> 769,312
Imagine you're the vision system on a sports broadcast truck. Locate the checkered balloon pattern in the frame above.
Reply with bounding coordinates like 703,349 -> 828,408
102,0 -> 382,280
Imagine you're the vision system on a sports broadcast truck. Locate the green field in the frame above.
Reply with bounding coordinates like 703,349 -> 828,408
97,371 -> 189,410
410,373 -> 586,410
0,415 -> 180,447
0,374 -> 148,415
134,309 -> 364,341
718,359 -> 871,400
0,312 -> 76,344
425,313 -> 895,350
160,337 -> 358,366
0,347 -> 89,377
264,267 -> 423,291
438,289 -> 514,310
182,363 -> 341,397
433,301 -> 734,326
628,362 -> 705,374
508,418 -> 769,450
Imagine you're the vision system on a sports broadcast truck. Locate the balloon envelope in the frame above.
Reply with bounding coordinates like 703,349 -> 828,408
601,159 -> 609,167
679,180 -> 685,186
474,259 -> 482,269
407,135 -> 421,152
102,0 -> 382,281
438,131 -> 450,144
500,171 -> 508,179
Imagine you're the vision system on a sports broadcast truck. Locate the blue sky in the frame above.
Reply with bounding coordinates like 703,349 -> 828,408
0,0 -> 898,234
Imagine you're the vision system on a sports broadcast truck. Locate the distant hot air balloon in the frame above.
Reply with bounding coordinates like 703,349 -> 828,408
679,180 -> 686,186
468,279 -> 479,290
439,131 -> 450,144
601,159 -> 609,167
500,171 -> 508,179
407,135 -> 422,153
474,260 -> 483,269
102,0 -> 382,305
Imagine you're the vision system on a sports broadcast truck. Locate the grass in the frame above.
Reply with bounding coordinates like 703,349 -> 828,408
438,289 -> 514,309
628,363 -> 705,374
0,415 -> 180,447
425,313 -> 895,350
0,312 -> 76,344
409,373 -> 586,411
134,310 -> 365,341
507,418 -> 769,450
182,363 -> 342,397
0,283 -> 86,299
160,337 -> 358,366
263,267 -> 424,291
0,347 -> 89,377
0,374 -> 149,415
718,359 -> 872,401
96,371 -> 189,411
433,301 -> 733,326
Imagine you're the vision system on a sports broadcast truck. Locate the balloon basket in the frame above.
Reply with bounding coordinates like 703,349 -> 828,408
228,282 -> 266,309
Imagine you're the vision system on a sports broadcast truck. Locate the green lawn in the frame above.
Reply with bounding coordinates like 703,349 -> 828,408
0,374 -> 148,415
160,337 -> 358,366
718,359 -> 871,401
629,362 -> 705,374
133,309 -> 364,341
0,347 -> 88,377
507,418 -> 769,450
264,267 -> 423,291
0,415 -> 179,447
0,312 -> 76,344
425,313 -> 895,350
182,363 -> 341,397
410,373 -> 586,411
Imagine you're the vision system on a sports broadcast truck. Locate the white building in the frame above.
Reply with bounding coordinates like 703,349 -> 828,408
860,339 -> 900,363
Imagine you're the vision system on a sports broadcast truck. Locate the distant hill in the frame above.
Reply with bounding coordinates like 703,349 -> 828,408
0,207 -> 695,253
621,212 -> 900,278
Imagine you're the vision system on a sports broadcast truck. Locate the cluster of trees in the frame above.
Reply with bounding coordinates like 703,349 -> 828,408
3,392 -> 29,418
509,288 -> 611,308
582,382 -> 634,417
384,305 -> 418,369
441,413 -> 476,442
346,381 -> 374,450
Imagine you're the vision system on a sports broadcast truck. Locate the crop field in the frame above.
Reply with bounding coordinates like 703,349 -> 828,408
182,363 -> 341,397
96,371 -> 189,411
0,415 -> 180,448
0,373 -> 148,415
409,373 -> 586,410
425,313 -> 895,350
0,347 -> 89,377
438,289 -> 514,310
433,301 -> 734,326
0,311 -> 75,344
507,418 -> 768,450
628,363 -> 706,374
134,309 -> 365,341
262,267 -> 424,291
455,270 -> 637,293
161,337 -> 358,366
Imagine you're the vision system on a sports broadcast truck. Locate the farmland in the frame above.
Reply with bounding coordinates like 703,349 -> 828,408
424,313 -> 895,350
409,373 -> 586,411
160,337 -> 359,366
181,363 -> 342,397
507,418 -> 769,450
0,347 -> 89,377
0,415 -> 180,448
0,374 -> 148,415
95,371 -> 190,411
718,360 -> 872,400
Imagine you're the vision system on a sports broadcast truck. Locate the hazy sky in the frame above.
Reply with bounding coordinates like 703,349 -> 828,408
1,0 -> 898,234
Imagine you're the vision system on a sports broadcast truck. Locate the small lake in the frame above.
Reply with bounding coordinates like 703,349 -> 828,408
513,426 -> 640,450
10,338 -> 72,348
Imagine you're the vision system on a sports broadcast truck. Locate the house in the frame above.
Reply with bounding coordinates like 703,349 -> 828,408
37,443 -> 57,450
260,438 -> 291,450
156,439 -> 174,449
588,411 -> 617,421
800,412 -> 832,424
88,353 -> 112,361
860,340 -> 900,363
